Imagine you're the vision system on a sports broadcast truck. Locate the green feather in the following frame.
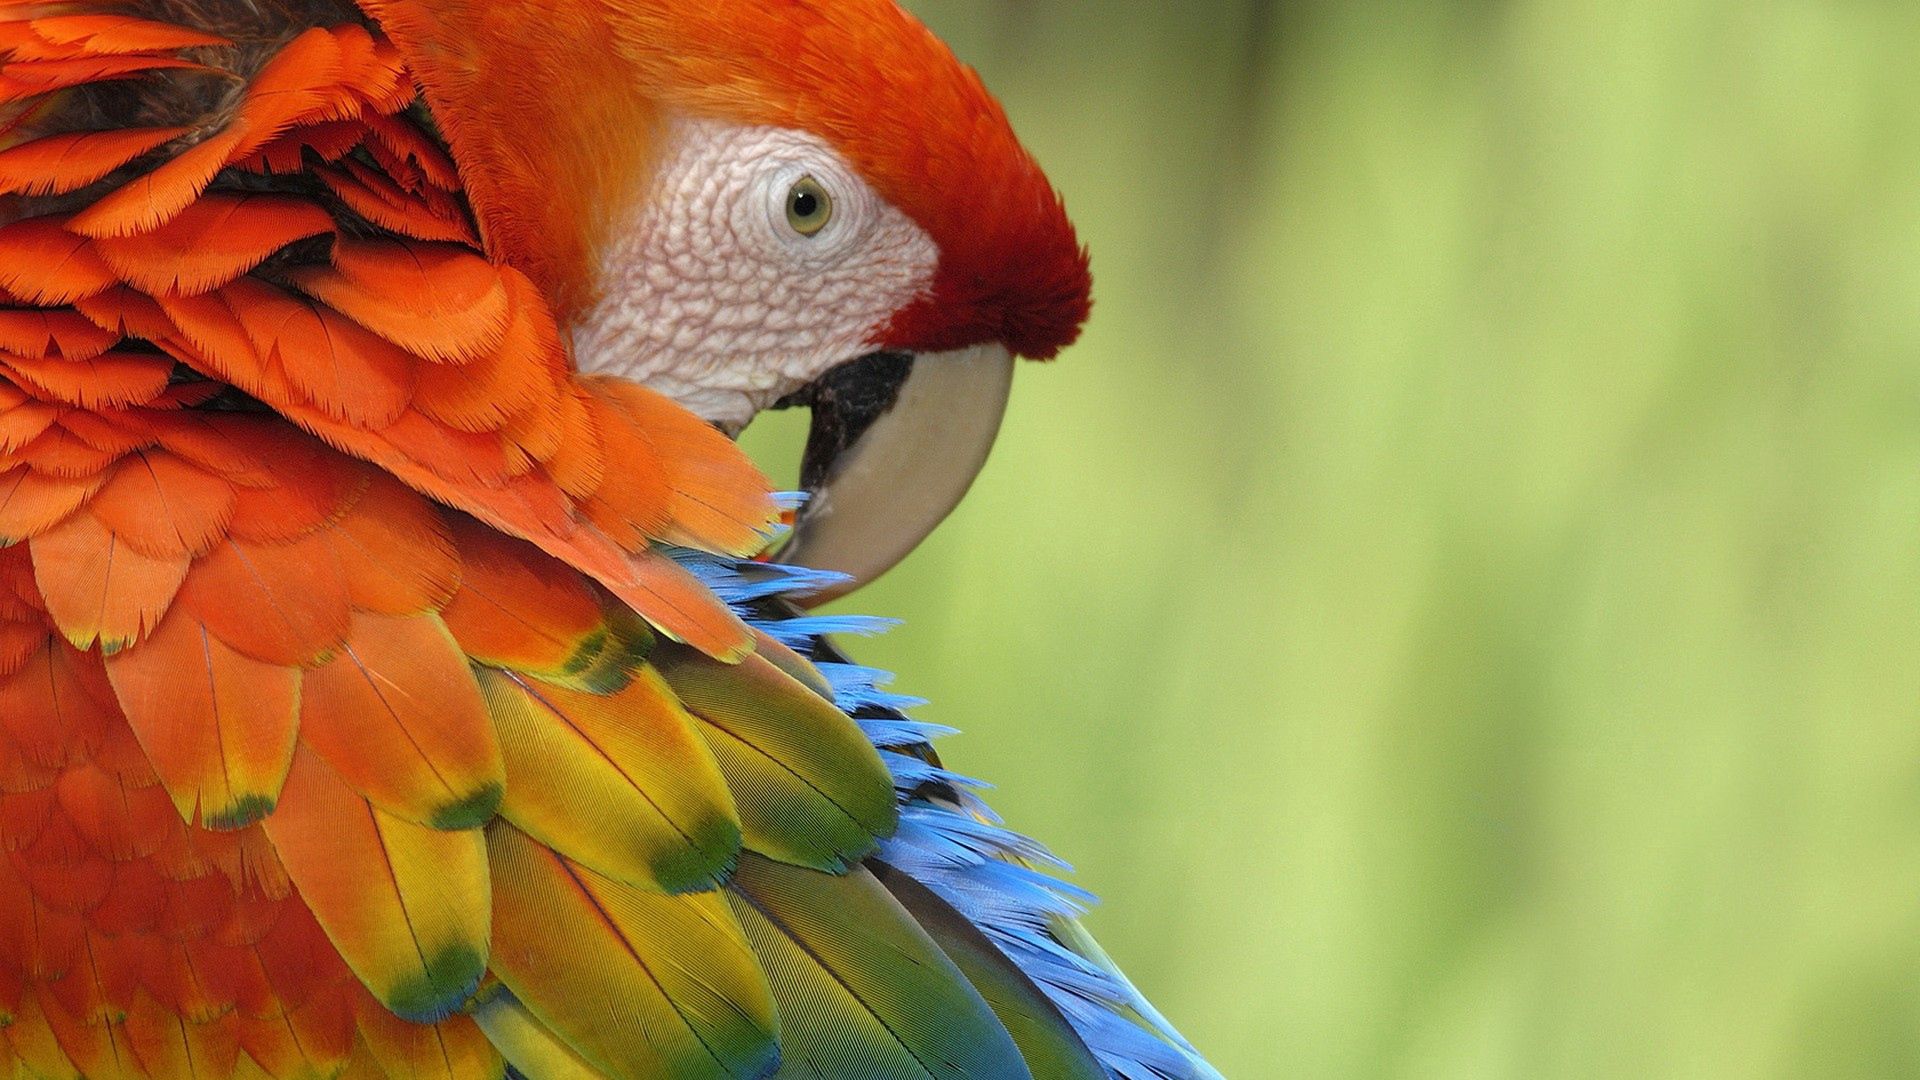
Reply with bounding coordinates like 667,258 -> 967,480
872,861 -> 1108,1080
655,644 -> 896,871
728,855 -> 1033,1080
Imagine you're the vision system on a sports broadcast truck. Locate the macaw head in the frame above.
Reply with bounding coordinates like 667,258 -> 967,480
369,0 -> 1091,602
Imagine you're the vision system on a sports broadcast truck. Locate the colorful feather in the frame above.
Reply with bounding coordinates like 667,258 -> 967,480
656,644 -> 897,871
482,666 -> 739,893
728,855 -> 1031,1080
103,606 -> 297,829
872,860 -> 1108,1080
486,822 -> 777,1080
262,746 -> 489,1023
297,612 -> 503,830
468,989 -> 607,1080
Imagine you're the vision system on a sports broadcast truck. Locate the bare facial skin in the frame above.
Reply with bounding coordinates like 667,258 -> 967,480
572,116 -> 939,432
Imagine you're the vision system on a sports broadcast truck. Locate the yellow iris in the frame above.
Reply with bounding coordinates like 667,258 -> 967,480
785,175 -> 833,236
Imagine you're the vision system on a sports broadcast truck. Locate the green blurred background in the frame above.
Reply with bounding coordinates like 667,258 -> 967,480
747,3 -> 1920,1076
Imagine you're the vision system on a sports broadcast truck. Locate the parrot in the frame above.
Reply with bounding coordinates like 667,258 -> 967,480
0,1 -> 1222,1078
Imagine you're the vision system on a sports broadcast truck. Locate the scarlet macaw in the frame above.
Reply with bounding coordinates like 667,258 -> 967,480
0,1 -> 1219,1077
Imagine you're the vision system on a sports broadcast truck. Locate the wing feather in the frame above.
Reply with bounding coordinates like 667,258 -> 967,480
486,822 -> 777,1080
262,746 -> 488,1023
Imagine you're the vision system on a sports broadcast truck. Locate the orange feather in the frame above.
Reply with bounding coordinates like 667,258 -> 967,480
0,466 -> 100,541
0,640 -> 109,771
0,401 -> 63,456
91,194 -> 336,296
221,435 -> 367,543
363,113 -> 460,192
323,474 -> 459,617
173,532 -> 352,667
0,216 -> 115,305
1,350 -> 173,410
17,14 -> 230,55
316,159 -> 478,245
0,310 -> 120,361
0,54 -> 207,104
355,996 -> 503,1080
37,986 -> 139,1078
411,294 -> 552,433
296,612 -> 503,829
86,449 -> 236,559
238,118 -> 371,175
239,992 -> 355,1078
29,509 -> 188,651
0,787 -> 53,853
55,763 -> 172,862
287,238 -> 511,364
0,125 -> 186,197
586,377 -> 775,556
438,518 -> 611,680
125,992 -> 242,1079
103,606 -> 298,830
15,424 -> 120,476
261,746 -> 489,1023
222,278 -> 416,428
67,27 -> 351,239
574,389 -> 671,550
13,817 -> 114,913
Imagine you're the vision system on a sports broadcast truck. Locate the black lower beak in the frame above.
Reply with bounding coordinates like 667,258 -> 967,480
774,351 -> 915,493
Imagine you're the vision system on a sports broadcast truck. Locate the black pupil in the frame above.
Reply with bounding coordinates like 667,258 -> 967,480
793,189 -> 819,219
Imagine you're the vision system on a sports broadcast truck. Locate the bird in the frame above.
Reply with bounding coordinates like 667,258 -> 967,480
0,1 -> 1220,1077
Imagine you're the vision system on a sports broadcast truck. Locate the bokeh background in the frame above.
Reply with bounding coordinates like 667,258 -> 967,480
746,3 -> 1920,1076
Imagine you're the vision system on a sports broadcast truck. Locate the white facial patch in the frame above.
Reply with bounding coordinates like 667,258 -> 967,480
571,116 -> 941,431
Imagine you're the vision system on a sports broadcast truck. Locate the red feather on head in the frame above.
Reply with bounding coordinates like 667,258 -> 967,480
372,0 -> 1093,359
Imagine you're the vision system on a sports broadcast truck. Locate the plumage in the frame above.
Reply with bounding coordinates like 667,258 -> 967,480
288,238 -> 510,365
483,666 -> 739,893
468,988 -> 608,1080
298,611 -> 503,829
30,509 -> 188,651
486,822 -> 777,1080
172,532 -> 352,666
4,349 -> 174,409
78,450 -> 235,558
727,856 -> 1030,1080
0,215 -> 118,305
0,1 -> 1218,1077
355,997 -> 504,1080
91,195 -> 336,297
656,645 -> 896,872
262,746 -> 489,1023
104,606 -> 298,828
872,861 -> 1109,1080
0,126 -> 189,197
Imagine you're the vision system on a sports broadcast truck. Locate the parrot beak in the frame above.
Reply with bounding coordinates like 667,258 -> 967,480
776,342 -> 1015,607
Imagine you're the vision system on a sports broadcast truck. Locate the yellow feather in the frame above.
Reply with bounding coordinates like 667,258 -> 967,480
485,822 -> 776,1080
481,666 -> 741,893
470,990 -> 610,1080
262,747 -> 491,1021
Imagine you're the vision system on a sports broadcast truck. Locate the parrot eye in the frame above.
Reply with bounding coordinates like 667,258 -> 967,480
785,175 -> 833,236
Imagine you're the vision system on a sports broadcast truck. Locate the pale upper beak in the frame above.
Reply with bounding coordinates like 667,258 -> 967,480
774,342 -> 1015,607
